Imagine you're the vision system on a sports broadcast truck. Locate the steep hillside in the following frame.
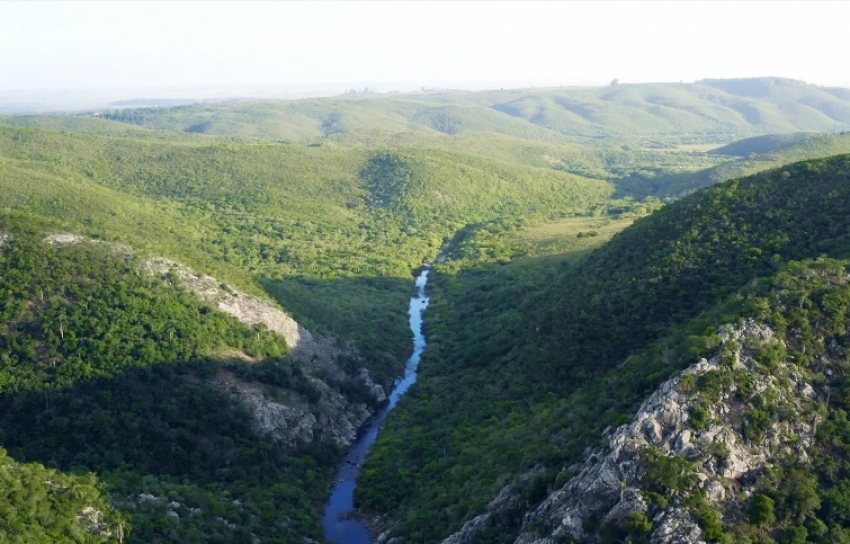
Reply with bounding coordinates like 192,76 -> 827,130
461,259 -> 850,544
358,154 -> 850,542
0,216 -> 384,543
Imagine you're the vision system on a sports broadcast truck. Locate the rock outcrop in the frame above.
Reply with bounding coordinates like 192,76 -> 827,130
214,369 -> 375,447
42,233 -> 387,449
443,319 -> 820,544
139,256 -> 387,447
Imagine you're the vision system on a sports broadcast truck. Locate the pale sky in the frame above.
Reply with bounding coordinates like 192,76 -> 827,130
2,1 -> 850,94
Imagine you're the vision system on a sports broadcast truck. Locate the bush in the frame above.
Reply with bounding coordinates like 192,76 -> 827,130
749,494 -> 776,526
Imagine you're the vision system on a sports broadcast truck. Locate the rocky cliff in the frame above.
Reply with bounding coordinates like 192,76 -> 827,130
47,234 -> 386,449
442,318 -> 824,544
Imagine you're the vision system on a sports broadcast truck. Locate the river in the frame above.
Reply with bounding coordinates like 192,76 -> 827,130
321,267 -> 430,544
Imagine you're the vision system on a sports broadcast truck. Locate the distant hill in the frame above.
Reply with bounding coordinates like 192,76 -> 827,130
90,78 -> 850,145
632,131 -> 850,198
108,98 -> 200,107
708,132 -> 814,156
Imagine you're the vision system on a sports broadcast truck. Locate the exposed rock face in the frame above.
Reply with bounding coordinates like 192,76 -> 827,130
141,257 -> 339,368
142,257 -> 389,448
443,319 -> 819,544
44,233 -> 85,245
439,470 -> 545,544
139,257 -> 387,447
214,370 -> 374,447
42,233 -> 387,449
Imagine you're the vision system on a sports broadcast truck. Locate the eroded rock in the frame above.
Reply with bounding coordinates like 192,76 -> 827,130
456,319 -> 822,544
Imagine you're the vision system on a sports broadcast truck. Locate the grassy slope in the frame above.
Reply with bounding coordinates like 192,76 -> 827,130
358,154 -> 850,542
642,131 -> 850,198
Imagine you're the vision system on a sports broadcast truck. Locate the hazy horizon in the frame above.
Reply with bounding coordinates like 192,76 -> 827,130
3,0 -> 850,112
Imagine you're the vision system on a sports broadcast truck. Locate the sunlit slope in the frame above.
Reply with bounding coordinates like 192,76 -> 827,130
0,124 -> 614,383
0,114 -> 205,142
643,131 -> 850,198
359,153 -> 850,542
0,153 -> 259,292
95,78 -> 850,144
98,96 -> 574,143
0,125 -> 614,240
477,78 -> 850,137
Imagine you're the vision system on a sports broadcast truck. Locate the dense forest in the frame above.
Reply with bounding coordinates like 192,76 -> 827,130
359,155 -> 850,542
4,81 -> 850,543
0,215 -> 349,542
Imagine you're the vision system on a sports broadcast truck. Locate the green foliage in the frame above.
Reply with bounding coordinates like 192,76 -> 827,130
754,339 -> 787,370
697,370 -> 735,404
749,495 -> 777,526
0,225 -> 352,542
624,511 -> 652,538
359,155 -> 850,541
693,503 -> 725,542
640,448 -> 697,497
0,448 -> 125,543
689,403 -> 710,431
360,151 -> 416,209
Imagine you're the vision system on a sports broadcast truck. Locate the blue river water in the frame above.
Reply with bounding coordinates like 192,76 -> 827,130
322,268 -> 430,544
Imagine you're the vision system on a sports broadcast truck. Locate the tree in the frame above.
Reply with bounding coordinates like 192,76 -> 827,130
749,494 -> 776,526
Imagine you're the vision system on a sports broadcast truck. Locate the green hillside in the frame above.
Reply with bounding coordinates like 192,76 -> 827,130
358,154 -> 850,542
0,123 -> 617,384
93,78 -> 850,146
6,81 -> 850,544
0,217 -> 349,543
0,446 -> 125,544
635,131 -> 850,198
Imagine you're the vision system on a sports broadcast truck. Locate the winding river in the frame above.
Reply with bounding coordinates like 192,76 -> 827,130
322,268 -> 430,544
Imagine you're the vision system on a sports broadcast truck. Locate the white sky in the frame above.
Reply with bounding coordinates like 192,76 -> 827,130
2,1 -> 850,94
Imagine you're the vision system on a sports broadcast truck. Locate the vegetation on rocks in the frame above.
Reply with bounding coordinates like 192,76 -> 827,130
5,81 -> 850,543
359,154 -> 850,543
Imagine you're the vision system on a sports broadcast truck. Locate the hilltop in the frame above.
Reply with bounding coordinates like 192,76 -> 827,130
82,78 -> 850,146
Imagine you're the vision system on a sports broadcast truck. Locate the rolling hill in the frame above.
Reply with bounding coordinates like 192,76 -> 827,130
358,153 -> 850,543
5,80 -> 850,544
90,78 -> 850,146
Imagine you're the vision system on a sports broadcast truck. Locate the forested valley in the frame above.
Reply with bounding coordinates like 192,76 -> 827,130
4,78 -> 850,543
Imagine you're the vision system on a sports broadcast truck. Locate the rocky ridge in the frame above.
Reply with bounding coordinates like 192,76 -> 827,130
43,233 -> 386,448
441,319 -> 822,544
